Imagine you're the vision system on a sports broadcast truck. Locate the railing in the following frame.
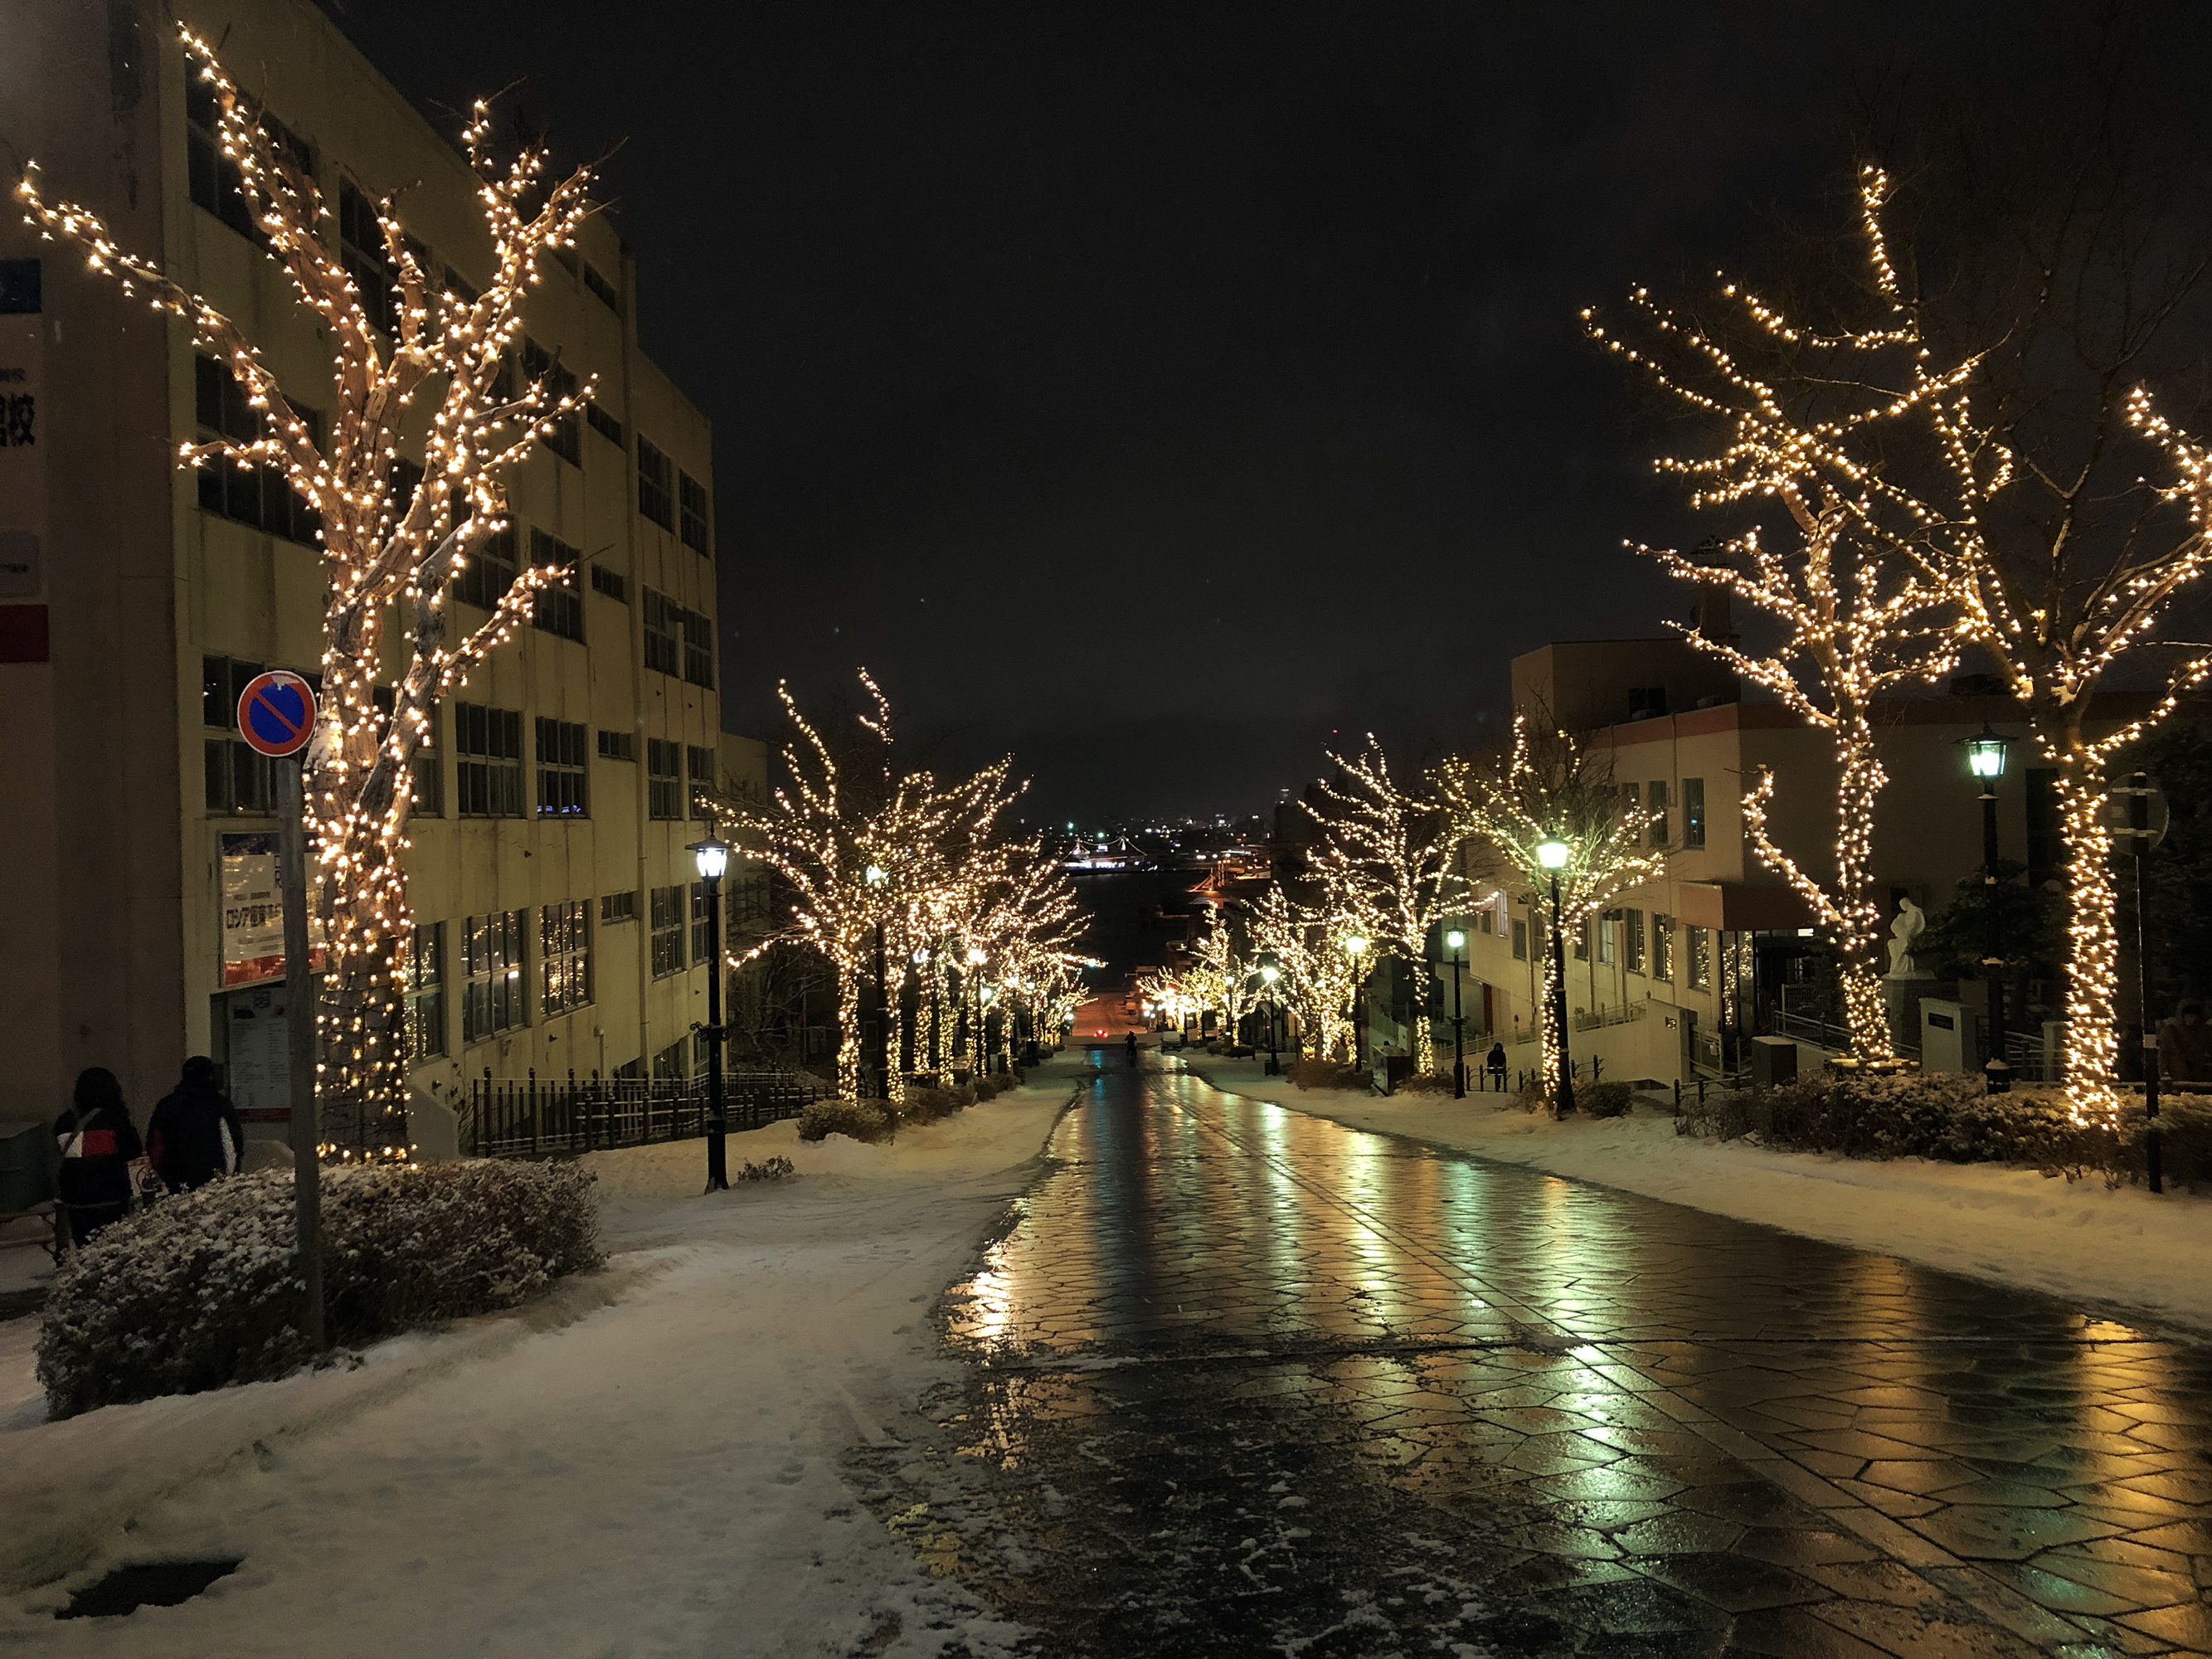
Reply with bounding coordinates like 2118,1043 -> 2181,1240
461,1068 -> 834,1160
1573,1001 -> 1649,1034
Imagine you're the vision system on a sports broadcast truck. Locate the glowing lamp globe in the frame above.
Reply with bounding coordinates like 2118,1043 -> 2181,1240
689,833 -> 731,882
1966,727 -> 2008,781
1260,964 -> 1280,985
1536,835 -> 1571,871
1446,929 -> 1466,951
1344,935 -> 1368,957
864,864 -> 887,886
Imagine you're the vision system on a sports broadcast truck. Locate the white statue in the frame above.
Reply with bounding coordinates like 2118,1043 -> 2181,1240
1886,897 -> 1929,978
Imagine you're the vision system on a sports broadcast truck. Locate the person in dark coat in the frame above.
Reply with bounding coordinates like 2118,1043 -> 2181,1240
1485,1041 -> 1509,1092
147,1056 -> 247,1194
54,1067 -> 143,1244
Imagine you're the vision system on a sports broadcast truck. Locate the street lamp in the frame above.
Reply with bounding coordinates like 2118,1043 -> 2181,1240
688,825 -> 732,1192
981,981 -> 999,1073
1344,935 -> 1369,1068
1446,928 -> 1467,1098
1964,725 -> 2011,1093
864,864 -> 889,1101
1534,835 -> 1575,1116
1259,961 -> 1282,1076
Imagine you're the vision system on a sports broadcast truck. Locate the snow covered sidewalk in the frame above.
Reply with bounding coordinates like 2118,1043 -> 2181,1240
1181,1056 -> 2212,1335
0,1073 -> 1080,1657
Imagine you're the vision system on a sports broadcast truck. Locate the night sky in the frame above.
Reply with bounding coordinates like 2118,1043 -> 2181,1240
320,1 -> 2203,825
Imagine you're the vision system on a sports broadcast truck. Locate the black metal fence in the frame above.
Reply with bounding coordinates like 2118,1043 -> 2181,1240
461,1068 -> 834,1159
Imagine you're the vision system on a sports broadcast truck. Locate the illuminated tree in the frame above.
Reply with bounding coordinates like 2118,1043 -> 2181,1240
1306,737 -> 1470,1073
712,674 -> 1085,1097
1179,924 -> 1267,1047
1242,883 -> 1363,1062
19,33 -> 592,1151
1588,164 -> 2212,1111
1434,718 -> 1670,1090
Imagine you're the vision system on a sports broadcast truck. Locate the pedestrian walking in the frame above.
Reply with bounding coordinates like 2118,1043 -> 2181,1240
148,1056 -> 246,1194
54,1068 -> 145,1245
1125,1031 -> 1140,1066
1485,1041 -> 1508,1092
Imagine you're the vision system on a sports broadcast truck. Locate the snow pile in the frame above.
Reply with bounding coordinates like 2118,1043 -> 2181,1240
38,1160 -> 600,1418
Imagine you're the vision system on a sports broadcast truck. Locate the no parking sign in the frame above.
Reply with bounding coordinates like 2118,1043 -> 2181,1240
236,670 -> 317,759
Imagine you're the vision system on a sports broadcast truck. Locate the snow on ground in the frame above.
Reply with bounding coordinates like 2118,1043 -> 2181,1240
1181,1054 -> 2212,1336
0,1069 -> 1082,1657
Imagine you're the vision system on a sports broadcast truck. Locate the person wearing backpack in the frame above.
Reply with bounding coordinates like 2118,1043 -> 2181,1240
53,1068 -> 145,1244
147,1056 -> 247,1194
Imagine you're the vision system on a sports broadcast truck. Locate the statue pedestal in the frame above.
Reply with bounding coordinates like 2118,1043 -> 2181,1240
1883,974 -> 1932,1054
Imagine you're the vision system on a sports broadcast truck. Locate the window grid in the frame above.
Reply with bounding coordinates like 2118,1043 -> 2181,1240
528,528 -> 584,641
1683,777 -> 1707,849
678,470 -> 711,554
462,909 -> 526,1043
683,607 -> 714,688
641,588 -> 682,677
202,655 -> 270,813
535,718 -> 589,817
583,263 -> 622,314
1647,781 -> 1670,848
1689,926 -> 1713,990
1625,908 -> 1647,975
453,525 -> 518,611
455,703 -> 524,817
194,357 -> 322,544
338,178 -> 396,337
647,738 -> 683,820
540,901 -> 591,1018
600,891 -> 639,925
691,881 -> 712,966
589,563 -> 628,603
687,745 -> 716,818
522,338 -> 580,465
649,885 -> 686,978
597,728 -> 636,761
586,401 -> 624,446
406,922 -> 447,1061
638,436 -> 675,529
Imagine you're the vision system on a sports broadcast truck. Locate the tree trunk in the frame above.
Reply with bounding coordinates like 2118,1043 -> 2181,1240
1832,733 -> 1894,1063
2046,709 -> 2121,1112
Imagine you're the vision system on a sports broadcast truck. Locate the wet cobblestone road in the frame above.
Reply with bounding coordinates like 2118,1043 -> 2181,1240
851,1062 -> 2212,1657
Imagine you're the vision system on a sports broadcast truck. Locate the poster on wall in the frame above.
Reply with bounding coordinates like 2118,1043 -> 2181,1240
219,831 -> 324,985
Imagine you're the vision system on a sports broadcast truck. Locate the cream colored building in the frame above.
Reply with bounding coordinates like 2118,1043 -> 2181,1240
0,0 -> 756,1132
1451,640 -> 2137,1085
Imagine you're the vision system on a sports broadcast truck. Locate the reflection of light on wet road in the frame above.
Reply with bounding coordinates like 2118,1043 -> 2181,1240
912,1063 -> 2212,1655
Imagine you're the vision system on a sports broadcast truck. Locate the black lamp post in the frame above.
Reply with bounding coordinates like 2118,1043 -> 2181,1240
688,825 -> 732,1192
2120,771 -> 2166,1194
965,946 -> 987,1081
1964,726 -> 2012,1093
1538,834 -> 1575,1116
1446,928 -> 1467,1098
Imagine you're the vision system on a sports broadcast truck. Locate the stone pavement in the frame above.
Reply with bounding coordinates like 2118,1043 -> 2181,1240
852,1060 -> 2212,1656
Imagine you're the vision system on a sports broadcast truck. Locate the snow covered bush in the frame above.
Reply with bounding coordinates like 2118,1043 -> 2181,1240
737,1155 -> 796,1181
898,1087 -> 965,1126
1582,1081 -> 1636,1118
1288,1058 -> 1367,1092
798,1098 -> 895,1143
1677,1072 -> 2212,1185
37,1160 -> 601,1418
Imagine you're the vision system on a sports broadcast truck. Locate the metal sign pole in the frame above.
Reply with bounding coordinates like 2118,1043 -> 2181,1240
277,757 -> 326,1348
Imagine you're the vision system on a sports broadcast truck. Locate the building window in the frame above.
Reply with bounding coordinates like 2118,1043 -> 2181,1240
187,77 -> 312,247
540,901 -> 591,1018
690,881 -> 717,965
687,745 -> 717,817
583,261 -> 622,314
1573,915 -> 1589,962
683,606 -> 715,688
2025,769 -> 2063,889
455,703 -> 524,817
648,738 -> 683,820
638,436 -> 675,529
194,357 -> 322,544
1647,781 -> 1669,848
586,401 -> 624,447
535,718 -> 588,817
650,884 -> 687,977
338,178 -> 396,337
1684,777 -> 1706,849
1510,917 -> 1529,961
462,909 -> 526,1043
453,524 -> 518,611
522,337 -> 580,465
590,562 -> 627,602
597,727 -> 636,761
600,890 -> 638,926
528,528 -> 584,641
1598,912 -> 1618,967
202,655 -> 273,813
1652,915 -> 1673,981
1624,908 -> 1646,974
679,470 -> 711,554
642,587 -> 683,677
406,922 -> 446,1061
1688,926 -> 1712,990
